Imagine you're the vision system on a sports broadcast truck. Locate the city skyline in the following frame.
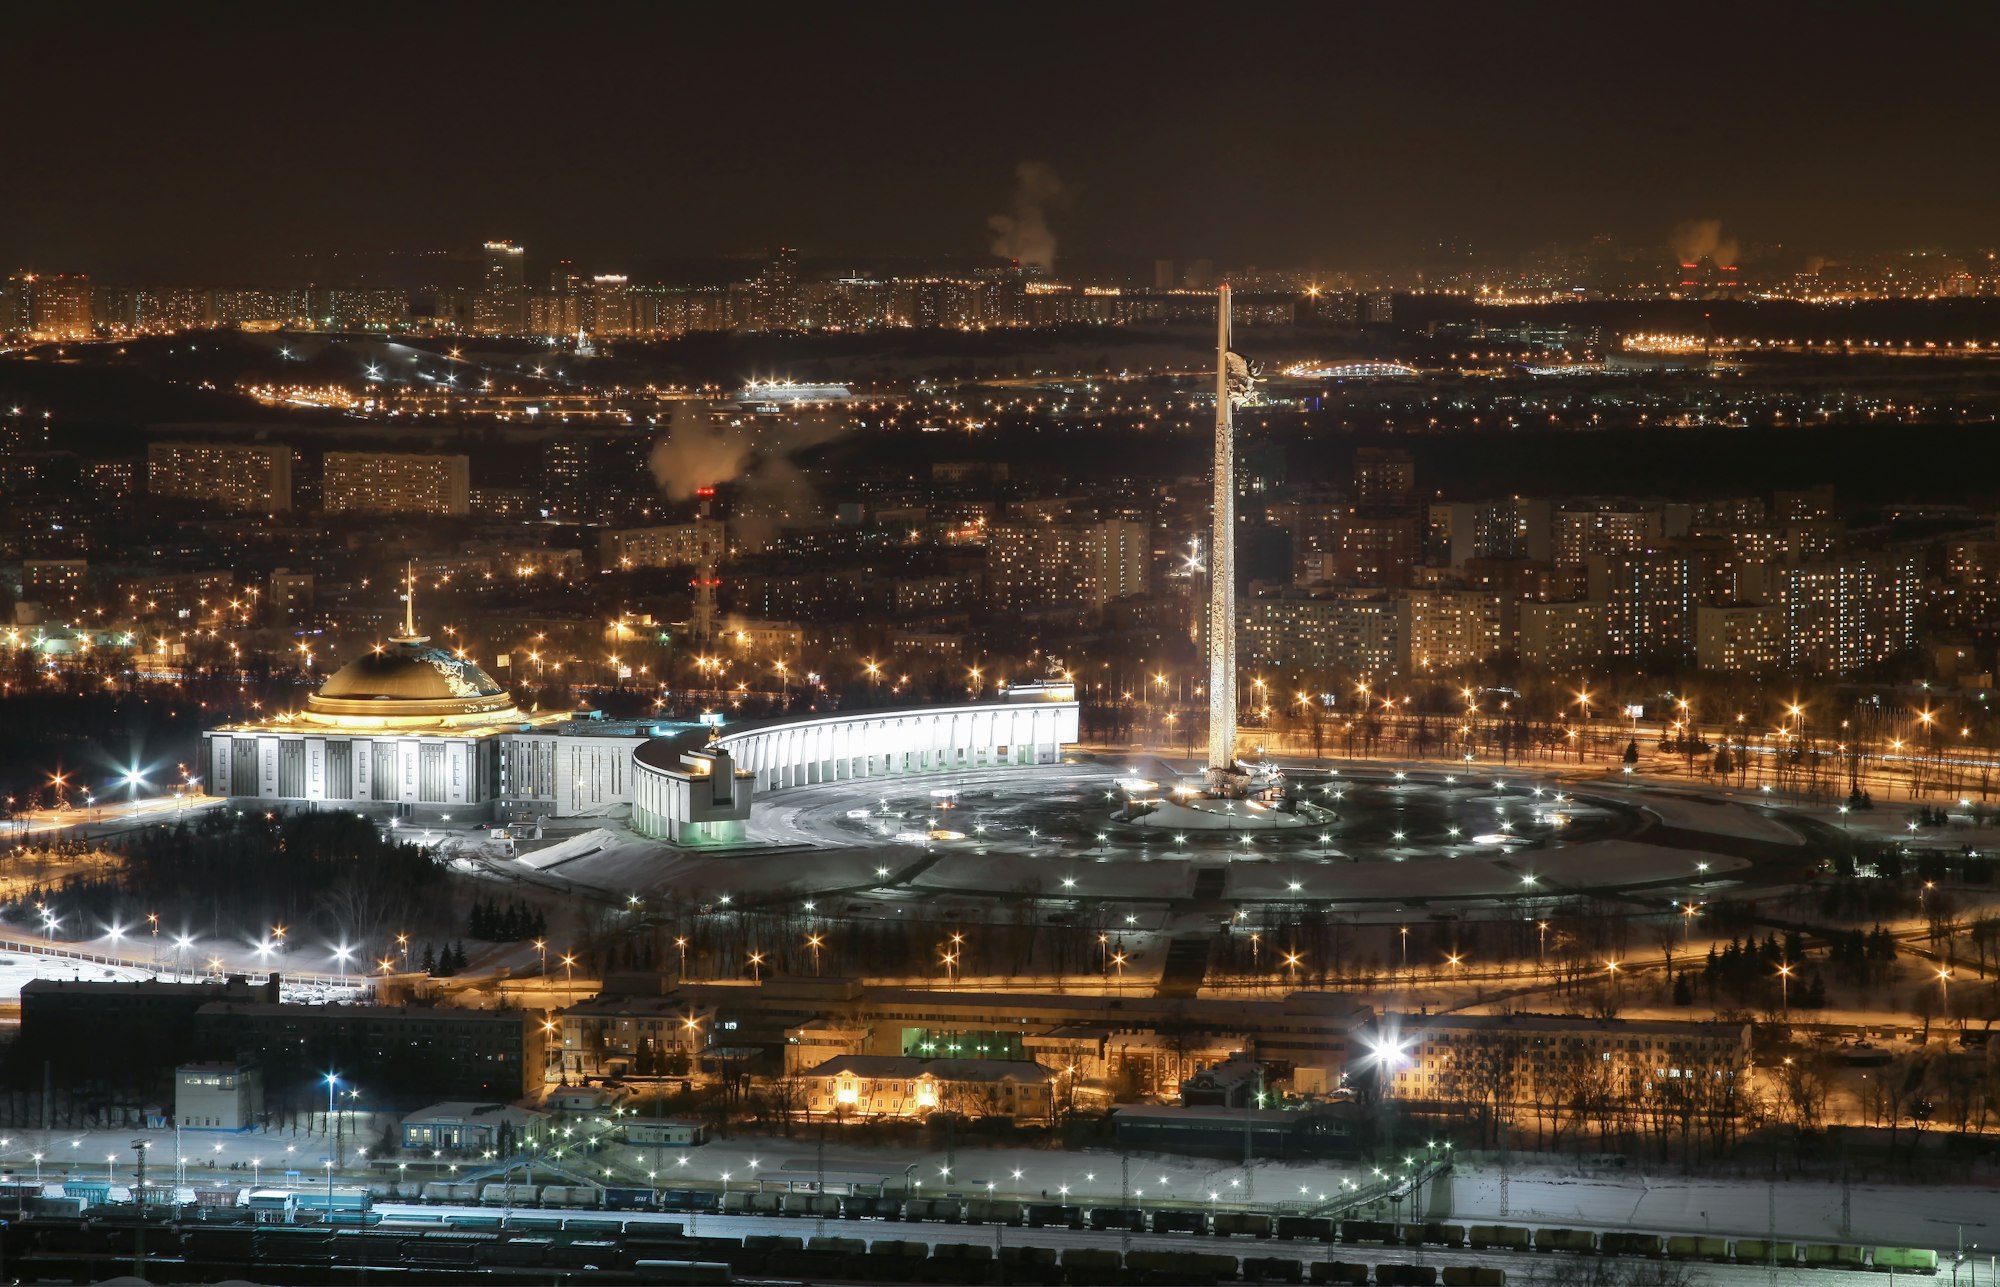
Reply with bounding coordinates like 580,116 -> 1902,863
1,7 -> 1999,1275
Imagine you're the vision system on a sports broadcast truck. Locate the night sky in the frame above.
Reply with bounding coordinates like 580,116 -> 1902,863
7,4 -> 2000,278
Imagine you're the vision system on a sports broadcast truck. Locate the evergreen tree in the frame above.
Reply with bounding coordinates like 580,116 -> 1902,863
422,943 -> 437,974
1673,971 -> 1693,1006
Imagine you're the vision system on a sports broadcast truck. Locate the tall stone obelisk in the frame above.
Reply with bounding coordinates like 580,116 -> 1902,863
1207,283 -> 1237,781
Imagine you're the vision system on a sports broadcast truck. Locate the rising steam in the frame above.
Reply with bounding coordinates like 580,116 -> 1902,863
647,403 -> 753,502
1670,218 -> 1740,267
988,161 -> 1069,271
647,401 -> 846,549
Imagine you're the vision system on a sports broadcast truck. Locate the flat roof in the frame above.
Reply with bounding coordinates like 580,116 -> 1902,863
196,1001 -> 530,1023
805,1055 -> 1055,1083
1388,1012 -> 1746,1036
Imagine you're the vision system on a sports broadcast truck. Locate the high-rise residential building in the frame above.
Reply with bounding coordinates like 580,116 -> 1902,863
315,287 -> 409,331
1774,484 -> 1836,523
1353,447 -> 1417,505
1785,518 -> 1845,561
322,452 -> 470,515
754,246 -> 800,330
1429,498 -> 1552,566
1400,588 -> 1512,673
10,272 -> 95,339
485,239 -> 526,292
1695,603 -> 1785,673
20,559 -> 88,611
0,273 -> 30,335
589,275 -> 632,337
598,521 -> 719,572
268,569 -> 316,628
1270,498 -> 1343,583
543,438 -> 596,521
1516,600 -> 1607,670
1589,549 -> 1695,663
473,240 -> 526,335
1240,588 -> 1403,676
1325,507 -> 1421,587
1553,500 -> 1663,566
147,442 -> 294,512
135,287 -> 211,331
1780,554 -> 1922,675
211,288 -> 309,327
986,518 -> 1150,613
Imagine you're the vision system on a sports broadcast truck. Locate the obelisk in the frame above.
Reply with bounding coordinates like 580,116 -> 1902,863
1207,283 -> 1236,782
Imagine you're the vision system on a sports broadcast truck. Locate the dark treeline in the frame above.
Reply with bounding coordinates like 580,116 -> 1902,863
3,810 -> 453,945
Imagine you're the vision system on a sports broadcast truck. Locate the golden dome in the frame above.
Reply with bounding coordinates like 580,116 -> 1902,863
302,641 -> 521,729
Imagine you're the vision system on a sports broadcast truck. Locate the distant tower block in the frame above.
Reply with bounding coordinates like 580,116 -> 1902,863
1207,284 -> 1238,782
692,487 -> 723,646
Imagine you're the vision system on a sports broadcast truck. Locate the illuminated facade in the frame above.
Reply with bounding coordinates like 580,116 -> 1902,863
1695,603 -> 1784,673
598,521 -> 714,572
986,518 -> 1149,612
700,684 -> 1078,796
147,442 -> 294,512
323,452 -> 471,515
800,1055 -> 1056,1122
473,240 -> 526,334
1589,549 -> 1695,663
1553,501 -> 1663,567
1209,284 -> 1238,775
1400,588 -> 1509,672
1241,590 -> 1403,675
589,274 -> 632,336
1515,600 -> 1607,669
1373,1012 -> 1749,1114
1781,555 -> 1922,675
202,609 -> 562,816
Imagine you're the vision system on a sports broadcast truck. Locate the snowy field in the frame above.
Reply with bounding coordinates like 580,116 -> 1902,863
1448,1164 -> 1996,1248
0,949 -> 371,1004
1637,792 -> 1807,845
0,949 -> 153,998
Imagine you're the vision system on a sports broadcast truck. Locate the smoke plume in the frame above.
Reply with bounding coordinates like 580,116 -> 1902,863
647,401 -> 847,549
647,402 -> 753,501
988,161 -> 1069,271
1670,218 -> 1740,267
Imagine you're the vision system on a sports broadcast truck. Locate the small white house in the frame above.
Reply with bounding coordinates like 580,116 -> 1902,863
399,1101 -> 546,1153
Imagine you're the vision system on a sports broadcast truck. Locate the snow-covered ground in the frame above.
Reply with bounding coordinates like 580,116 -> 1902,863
0,948 -> 373,1004
18,1124 -> 1996,1256
1633,791 -> 1807,846
1447,1163 -> 1996,1248
0,949 -> 152,997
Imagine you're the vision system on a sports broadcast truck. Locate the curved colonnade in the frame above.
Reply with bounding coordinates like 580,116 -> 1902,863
631,688 -> 1080,845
